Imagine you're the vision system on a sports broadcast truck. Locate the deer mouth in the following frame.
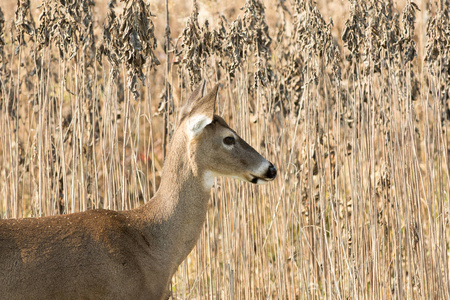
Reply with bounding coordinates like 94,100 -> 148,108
250,176 -> 260,184
249,174 -> 275,184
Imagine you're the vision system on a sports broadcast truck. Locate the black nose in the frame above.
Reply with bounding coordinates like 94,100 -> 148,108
266,163 -> 277,179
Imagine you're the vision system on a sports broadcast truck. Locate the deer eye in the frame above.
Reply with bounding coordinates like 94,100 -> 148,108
223,136 -> 236,146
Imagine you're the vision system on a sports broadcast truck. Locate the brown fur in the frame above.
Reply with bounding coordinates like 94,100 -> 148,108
0,83 -> 276,300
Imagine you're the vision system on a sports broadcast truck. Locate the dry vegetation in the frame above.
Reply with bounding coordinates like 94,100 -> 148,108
1,0 -> 449,298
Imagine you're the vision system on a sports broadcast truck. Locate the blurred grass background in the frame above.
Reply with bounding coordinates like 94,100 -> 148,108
0,0 -> 449,298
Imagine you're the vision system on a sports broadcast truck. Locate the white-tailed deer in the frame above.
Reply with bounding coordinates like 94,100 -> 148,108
0,82 -> 277,300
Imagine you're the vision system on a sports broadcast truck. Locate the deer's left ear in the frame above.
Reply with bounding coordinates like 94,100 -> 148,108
186,84 -> 219,139
181,80 -> 207,119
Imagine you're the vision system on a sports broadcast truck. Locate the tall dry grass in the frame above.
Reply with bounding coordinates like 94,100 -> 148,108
0,0 -> 449,299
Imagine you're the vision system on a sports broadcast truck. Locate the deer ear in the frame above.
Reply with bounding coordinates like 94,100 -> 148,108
186,84 -> 219,139
180,80 -> 207,119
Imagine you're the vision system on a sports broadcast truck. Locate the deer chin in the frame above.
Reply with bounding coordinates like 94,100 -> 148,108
224,172 -> 276,185
249,174 -> 273,185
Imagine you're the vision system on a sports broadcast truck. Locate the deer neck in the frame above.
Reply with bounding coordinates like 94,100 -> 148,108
132,129 -> 211,268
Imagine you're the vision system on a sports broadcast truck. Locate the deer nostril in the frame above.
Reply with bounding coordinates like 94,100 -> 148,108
266,164 -> 277,179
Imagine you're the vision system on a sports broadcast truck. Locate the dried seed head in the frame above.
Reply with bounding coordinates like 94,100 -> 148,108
242,0 -> 272,87
98,0 -> 159,99
36,0 -> 95,62
118,0 -> 160,99
210,15 -> 229,70
176,0 -> 212,88
425,3 -> 450,118
400,2 -> 419,65
402,2 -> 419,39
342,1 -> 365,62
97,0 -> 121,79
0,7 -> 5,66
14,0 -> 35,51
225,16 -> 246,77
425,3 -> 450,69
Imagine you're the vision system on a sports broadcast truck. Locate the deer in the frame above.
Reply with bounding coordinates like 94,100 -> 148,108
0,81 -> 277,300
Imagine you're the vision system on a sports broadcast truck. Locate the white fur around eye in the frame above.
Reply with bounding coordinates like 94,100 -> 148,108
187,114 -> 212,139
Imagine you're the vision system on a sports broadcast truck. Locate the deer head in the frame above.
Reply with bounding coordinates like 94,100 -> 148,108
180,81 -> 277,188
